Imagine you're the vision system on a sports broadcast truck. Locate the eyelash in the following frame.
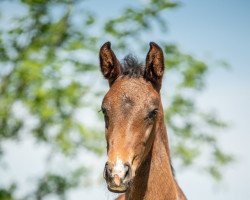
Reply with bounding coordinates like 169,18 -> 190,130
147,109 -> 159,120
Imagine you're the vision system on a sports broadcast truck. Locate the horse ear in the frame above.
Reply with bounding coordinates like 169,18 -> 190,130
145,42 -> 165,91
99,42 -> 122,86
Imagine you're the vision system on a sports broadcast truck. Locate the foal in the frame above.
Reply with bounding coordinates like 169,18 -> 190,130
99,42 -> 186,200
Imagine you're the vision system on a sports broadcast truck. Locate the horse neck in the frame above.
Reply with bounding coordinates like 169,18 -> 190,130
125,107 -> 178,200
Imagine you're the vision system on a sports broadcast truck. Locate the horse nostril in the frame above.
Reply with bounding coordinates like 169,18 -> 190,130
124,163 -> 131,180
104,162 -> 112,180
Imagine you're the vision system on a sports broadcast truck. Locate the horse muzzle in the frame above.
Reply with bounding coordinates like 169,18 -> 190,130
103,161 -> 132,193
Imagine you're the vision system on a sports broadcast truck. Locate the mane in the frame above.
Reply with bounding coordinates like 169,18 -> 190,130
170,159 -> 175,177
121,54 -> 145,77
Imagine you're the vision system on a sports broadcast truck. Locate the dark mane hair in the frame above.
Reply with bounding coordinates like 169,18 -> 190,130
121,54 -> 145,77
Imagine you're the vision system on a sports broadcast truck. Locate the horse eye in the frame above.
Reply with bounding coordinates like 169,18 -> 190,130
148,109 -> 159,120
101,107 -> 107,115
101,107 -> 109,128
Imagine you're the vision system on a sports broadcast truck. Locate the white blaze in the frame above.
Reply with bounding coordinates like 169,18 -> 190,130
113,157 -> 126,178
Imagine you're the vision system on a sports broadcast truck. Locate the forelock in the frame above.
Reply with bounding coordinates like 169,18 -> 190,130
121,54 -> 145,78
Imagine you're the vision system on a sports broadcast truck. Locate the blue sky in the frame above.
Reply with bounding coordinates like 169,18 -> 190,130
166,0 -> 250,76
1,0 -> 250,199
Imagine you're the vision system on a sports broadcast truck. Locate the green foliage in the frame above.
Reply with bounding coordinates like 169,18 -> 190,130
0,0 -> 233,199
28,169 -> 87,200
0,185 -> 16,200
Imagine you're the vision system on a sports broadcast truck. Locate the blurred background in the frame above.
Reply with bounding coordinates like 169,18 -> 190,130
0,0 -> 249,199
